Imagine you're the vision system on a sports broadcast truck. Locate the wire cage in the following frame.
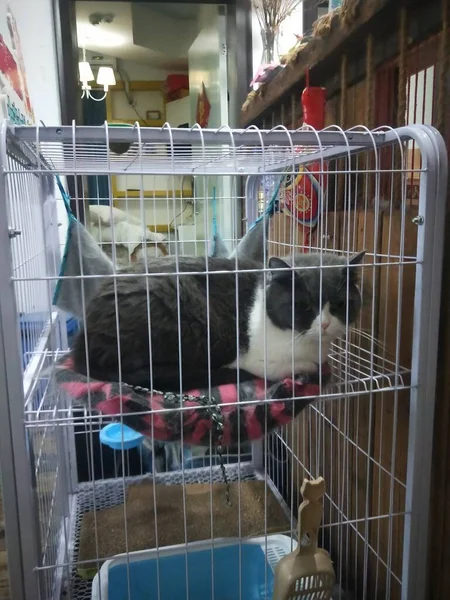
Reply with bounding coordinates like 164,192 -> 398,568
0,122 -> 447,600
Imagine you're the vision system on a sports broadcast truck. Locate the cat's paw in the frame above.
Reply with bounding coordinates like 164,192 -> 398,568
298,363 -> 332,386
295,360 -> 318,375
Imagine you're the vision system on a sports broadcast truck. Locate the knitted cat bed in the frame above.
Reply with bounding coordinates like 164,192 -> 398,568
55,355 -> 330,447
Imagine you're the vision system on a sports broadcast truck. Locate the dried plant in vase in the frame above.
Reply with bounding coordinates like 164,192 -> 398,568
253,0 -> 302,65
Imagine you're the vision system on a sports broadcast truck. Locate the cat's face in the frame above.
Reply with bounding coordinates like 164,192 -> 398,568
266,251 -> 365,342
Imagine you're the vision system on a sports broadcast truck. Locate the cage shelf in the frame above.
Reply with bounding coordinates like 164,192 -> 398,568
7,125 -> 402,177
23,340 -> 410,429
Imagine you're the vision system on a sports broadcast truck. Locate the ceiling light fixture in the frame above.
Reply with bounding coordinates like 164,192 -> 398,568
78,47 -> 116,101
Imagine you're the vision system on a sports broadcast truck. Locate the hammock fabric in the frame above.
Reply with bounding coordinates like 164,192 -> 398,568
55,356 -> 330,447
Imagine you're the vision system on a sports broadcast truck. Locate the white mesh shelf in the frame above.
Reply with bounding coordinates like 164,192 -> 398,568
7,124 -> 395,176
22,340 -> 410,430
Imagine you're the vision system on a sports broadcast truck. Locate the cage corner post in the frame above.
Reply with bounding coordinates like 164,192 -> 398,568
0,121 -> 42,599
401,124 -> 448,600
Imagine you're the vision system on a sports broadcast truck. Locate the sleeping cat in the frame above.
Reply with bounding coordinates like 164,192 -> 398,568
72,251 -> 365,391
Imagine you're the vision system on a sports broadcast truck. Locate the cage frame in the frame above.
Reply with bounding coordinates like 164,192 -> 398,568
0,122 -> 446,600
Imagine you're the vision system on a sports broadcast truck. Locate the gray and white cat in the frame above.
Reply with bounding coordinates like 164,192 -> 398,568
230,252 -> 364,380
72,251 -> 365,390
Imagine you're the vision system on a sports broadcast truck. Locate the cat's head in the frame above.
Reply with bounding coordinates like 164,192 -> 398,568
265,251 -> 365,342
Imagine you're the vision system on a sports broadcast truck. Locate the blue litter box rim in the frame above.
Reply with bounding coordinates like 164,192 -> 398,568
91,534 -> 295,600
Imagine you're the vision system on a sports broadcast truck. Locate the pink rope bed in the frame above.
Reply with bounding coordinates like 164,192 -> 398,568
55,356 -> 330,447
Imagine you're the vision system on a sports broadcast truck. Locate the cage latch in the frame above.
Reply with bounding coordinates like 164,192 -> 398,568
8,227 -> 21,239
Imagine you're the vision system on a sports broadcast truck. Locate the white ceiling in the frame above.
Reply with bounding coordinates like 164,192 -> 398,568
75,1 -> 198,70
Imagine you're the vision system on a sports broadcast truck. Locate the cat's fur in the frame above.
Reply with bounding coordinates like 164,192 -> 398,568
72,252 -> 364,391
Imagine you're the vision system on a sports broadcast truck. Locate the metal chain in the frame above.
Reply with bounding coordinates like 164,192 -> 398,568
122,381 -> 232,506
210,401 -> 231,507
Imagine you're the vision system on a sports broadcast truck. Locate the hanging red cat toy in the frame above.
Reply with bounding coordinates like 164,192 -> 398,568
282,70 -> 327,251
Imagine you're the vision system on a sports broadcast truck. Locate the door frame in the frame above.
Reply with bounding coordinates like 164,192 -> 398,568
52,0 -> 252,127
52,0 -> 252,221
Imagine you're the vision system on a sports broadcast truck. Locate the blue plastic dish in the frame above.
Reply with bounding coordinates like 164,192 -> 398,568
107,543 -> 274,600
99,423 -> 144,451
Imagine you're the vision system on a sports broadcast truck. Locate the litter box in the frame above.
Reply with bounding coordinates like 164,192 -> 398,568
91,534 -> 295,600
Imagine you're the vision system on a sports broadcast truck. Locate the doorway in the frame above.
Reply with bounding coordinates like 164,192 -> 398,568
54,0 -> 252,129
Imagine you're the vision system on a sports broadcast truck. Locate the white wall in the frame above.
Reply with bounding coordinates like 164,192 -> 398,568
0,0 -> 61,125
0,0 -> 67,315
187,5 -> 235,254
114,196 -> 187,231
279,6 -> 304,57
83,49 -> 188,83
188,5 -> 228,129
407,67 -> 435,125
110,89 -> 165,122
0,0 -> 67,247
92,50 -> 190,229
132,3 -> 198,61
117,59 -> 187,81
110,64 -> 190,223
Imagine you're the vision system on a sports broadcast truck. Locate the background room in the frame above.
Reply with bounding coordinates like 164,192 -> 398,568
77,1 -> 235,262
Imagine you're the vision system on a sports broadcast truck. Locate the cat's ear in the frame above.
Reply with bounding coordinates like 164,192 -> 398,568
268,256 -> 290,270
342,251 -> 365,284
268,256 -> 291,283
349,251 -> 366,266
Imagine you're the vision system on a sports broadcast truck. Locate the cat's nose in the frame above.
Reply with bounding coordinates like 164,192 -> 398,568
321,321 -> 330,331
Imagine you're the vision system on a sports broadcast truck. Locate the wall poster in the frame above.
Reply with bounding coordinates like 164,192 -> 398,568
0,2 -> 34,124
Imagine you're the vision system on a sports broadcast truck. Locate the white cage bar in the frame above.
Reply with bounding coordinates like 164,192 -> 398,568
0,122 -> 446,600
